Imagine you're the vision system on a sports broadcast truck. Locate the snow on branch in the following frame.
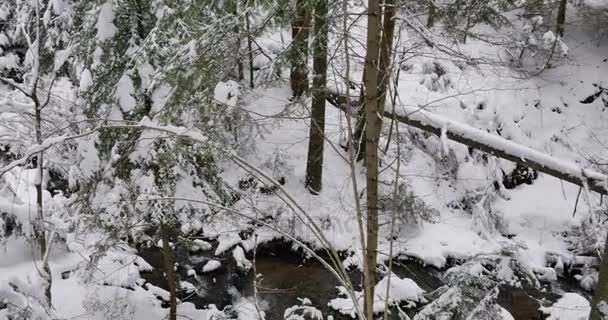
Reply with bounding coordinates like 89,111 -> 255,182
0,117 -> 209,178
326,91 -> 608,195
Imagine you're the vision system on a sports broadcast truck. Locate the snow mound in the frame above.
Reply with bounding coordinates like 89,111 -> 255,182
539,293 -> 590,320
329,275 -> 425,317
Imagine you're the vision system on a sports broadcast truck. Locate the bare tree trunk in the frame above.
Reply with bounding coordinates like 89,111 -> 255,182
363,0 -> 382,317
354,88 -> 367,161
556,0 -> 567,37
246,3 -> 255,89
160,223 -> 177,320
591,233 -> 608,320
34,98 -> 52,306
305,0 -> 329,195
377,0 -> 396,115
427,0 -> 436,28
230,0 -> 244,81
290,0 -> 311,98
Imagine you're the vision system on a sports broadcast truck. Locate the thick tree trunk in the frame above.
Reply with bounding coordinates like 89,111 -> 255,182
290,0 -> 311,98
363,0 -> 382,317
160,223 -> 177,320
305,0 -> 329,194
556,0 -> 567,37
591,233 -> 608,320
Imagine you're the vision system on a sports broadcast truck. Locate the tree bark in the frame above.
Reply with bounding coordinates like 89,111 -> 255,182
377,0 -> 396,115
363,0 -> 382,317
591,233 -> 608,320
160,223 -> 177,320
354,98 -> 366,161
34,98 -> 52,307
305,0 -> 329,195
556,0 -> 567,37
427,0 -> 436,28
290,0 -> 311,98
246,6 -> 255,89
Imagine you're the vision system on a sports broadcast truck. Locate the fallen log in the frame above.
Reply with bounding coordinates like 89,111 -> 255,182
326,92 -> 608,195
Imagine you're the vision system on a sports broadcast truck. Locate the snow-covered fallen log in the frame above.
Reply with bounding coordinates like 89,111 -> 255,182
326,92 -> 608,195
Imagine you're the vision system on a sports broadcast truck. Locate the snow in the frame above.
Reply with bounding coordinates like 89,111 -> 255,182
584,0 -> 608,10
202,260 -> 221,273
54,47 -> 72,72
214,80 -> 240,107
79,69 -> 93,92
215,232 -> 242,255
96,2 -> 117,41
540,293 -> 590,320
233,246 -> 252,271
190,239 -> 212,252
116,74 -> 136,113
329,275 -> 425,317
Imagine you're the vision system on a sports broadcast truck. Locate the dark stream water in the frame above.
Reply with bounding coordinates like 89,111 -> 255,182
139,240 -> 586,320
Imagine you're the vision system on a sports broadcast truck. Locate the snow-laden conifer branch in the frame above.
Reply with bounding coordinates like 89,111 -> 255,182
327,92 -> 608,195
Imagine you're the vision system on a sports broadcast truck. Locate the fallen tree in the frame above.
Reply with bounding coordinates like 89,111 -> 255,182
326,91 -> 608,195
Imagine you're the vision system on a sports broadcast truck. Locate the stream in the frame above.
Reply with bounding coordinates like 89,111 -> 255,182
139,240 -> 588,319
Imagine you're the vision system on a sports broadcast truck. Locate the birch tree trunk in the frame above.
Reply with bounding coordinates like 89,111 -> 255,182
305,0 -> 329,194
363,0 -> 382,317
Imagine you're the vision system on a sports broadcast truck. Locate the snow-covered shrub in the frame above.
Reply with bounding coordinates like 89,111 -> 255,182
0,278 -> 51,320
390,182 -> 439,228
69,0 -> 256,248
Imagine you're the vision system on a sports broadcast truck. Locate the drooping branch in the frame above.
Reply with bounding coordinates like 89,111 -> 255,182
326,92 -> 608,195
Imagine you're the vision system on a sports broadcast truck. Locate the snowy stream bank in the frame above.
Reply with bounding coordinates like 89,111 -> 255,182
138,240 -> 583,319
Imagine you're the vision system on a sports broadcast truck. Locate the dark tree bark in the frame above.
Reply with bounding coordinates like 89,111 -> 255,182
427,0 -> 436,28
377,0 -> 396,115
305,0 -> 329,194
556,0 -> 567,37
363,0 -> 382,317
290,0 -> 311,98
160,223 -> 177,320
246,7 -> 254,88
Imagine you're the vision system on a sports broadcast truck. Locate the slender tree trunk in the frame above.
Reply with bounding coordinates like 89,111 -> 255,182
363,0 -> 382,317
160,223 -> 177,320
591,233 -> 608,320
231,0 -> 244,81
377,0 -> 396,116
290,0 -> 311,98
427,0 -> 436,28
354,97 -> 366,161
556,0 -> 567,37
246,3 -> 255,89
305,0 -> 329,195
34,100 -> 52,306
